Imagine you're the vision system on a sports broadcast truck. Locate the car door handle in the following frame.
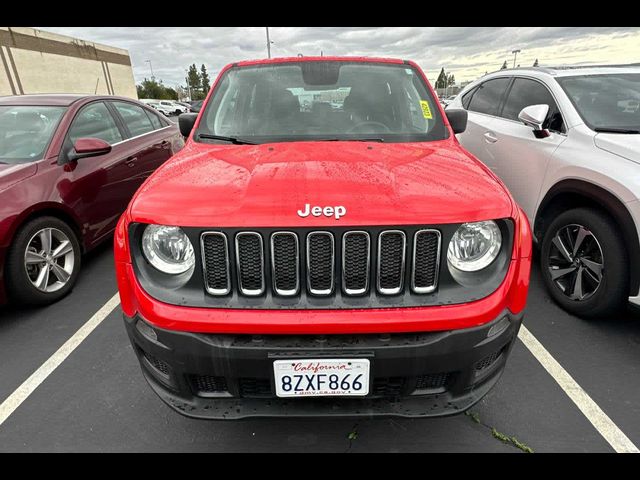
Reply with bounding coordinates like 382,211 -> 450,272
125,156 -> 137,167
160,140 -> 170,148
483,132 -> 498,143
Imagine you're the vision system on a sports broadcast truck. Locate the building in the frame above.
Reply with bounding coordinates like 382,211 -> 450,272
0,27 -> 136,98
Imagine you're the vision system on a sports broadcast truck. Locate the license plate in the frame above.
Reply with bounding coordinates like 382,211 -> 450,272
273,358 -> 370,397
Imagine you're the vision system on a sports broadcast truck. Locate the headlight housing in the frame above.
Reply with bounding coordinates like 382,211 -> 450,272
447,220 -> 502,272
142,224 -> 195,275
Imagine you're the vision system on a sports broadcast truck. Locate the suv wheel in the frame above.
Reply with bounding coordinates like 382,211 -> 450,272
541,207 -> 628,318
6,216 -> 81,305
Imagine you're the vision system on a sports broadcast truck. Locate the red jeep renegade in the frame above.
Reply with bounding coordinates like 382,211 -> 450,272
114,57 -> 532,419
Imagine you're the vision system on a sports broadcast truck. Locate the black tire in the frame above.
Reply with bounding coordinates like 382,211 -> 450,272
5,216 -> 81,306
540,207 -> 628,318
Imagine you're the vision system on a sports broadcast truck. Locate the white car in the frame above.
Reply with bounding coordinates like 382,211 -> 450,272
450,65 -> 640,318
442,95 -> 457,108
158,100 -> 187,115
139,99 -> 174,116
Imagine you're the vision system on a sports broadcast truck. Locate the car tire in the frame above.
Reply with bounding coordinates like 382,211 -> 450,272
540,207 -> 628,318
5,216 -> 82,306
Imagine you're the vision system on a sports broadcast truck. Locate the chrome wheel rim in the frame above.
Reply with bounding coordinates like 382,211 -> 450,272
24,228 -> 75,293
548,224 -> 604,301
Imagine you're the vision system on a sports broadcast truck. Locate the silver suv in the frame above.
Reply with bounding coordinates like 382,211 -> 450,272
450,65 -> 640,318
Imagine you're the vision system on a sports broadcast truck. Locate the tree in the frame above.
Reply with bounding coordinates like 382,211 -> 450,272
447,73 -> 456,87
533,58 -> 539,67
501,61 -> 508,70
136,78 -> 178,100
200,64 -> 211,94
435,67 -> 447,89
164,87 -> 178,101
186,63 -> 202,92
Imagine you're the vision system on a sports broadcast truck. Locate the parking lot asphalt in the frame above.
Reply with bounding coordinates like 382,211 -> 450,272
1,241 -> 638,452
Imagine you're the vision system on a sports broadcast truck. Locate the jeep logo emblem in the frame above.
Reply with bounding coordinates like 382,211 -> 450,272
297,204 -> 346,220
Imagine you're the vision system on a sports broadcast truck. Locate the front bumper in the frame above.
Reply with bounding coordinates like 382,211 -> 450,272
124,310 -> 523,419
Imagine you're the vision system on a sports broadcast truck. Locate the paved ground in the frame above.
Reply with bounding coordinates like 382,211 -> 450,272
0,242 -> 638,452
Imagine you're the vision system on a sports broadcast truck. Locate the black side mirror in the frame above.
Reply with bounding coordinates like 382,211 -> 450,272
445,109 -> 468,134
178,113 -> 198,138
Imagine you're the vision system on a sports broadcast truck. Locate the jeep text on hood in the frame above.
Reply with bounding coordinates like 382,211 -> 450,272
115,57 -> 531,420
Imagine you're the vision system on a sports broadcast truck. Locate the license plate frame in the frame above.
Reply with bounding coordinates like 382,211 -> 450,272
273,358 -> 370,397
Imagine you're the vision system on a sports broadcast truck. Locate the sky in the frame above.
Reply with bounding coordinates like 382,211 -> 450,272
39,27 -> 640,87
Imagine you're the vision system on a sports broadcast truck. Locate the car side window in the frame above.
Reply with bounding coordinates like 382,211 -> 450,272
111,101 -> 155,137
467,78 -> 510,116
461,86 -> 478,109
68,102 -> 123,145
502,78 -> 565,133
144,108 -> 163,129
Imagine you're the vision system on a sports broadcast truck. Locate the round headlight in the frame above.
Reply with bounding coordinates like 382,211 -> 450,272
447,221 -> 502,272
142,225 -> 195,275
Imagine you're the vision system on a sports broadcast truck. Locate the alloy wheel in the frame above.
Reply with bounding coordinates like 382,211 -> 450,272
547,224 -> 604,301
23,227 -> 75,293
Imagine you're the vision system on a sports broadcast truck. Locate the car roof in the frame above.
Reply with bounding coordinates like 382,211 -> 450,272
0,94 -> 143,106
483,64 -> 640,79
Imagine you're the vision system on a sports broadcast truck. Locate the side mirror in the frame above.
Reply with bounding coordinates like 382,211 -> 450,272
518,104 -> 549,132
445,108 -> 468,134
69,137 -> 111,161
179,113 -> 198,138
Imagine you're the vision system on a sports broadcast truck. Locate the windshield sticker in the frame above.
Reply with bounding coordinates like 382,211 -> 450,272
420,100 -> 433,119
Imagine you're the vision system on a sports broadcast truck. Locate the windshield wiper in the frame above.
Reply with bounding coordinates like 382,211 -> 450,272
197,133 -> 257,145
594,127 -> 640,134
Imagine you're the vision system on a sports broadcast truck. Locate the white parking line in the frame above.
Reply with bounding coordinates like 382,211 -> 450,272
518,325 -> 639,453
0,293 -> 120,428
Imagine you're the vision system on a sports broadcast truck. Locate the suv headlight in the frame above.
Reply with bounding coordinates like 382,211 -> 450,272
142,224 -> 195,274
447,220 -> 502,272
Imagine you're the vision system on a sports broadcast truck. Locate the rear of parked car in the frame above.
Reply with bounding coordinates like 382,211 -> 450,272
452,66 -> 640,317
0,95 -> 183,305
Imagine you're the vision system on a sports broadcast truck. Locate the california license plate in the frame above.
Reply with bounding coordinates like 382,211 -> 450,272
273,358 -> 370,397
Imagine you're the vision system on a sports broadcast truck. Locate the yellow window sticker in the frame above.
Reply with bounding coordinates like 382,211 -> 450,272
420,100 -> 433,119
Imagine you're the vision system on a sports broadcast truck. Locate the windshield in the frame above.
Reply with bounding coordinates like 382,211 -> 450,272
196,61 -> 447,143
557,74 -> 640,132
0,106 -> 66,164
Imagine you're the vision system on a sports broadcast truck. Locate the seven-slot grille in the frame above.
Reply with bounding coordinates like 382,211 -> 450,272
201,229 -> 441,298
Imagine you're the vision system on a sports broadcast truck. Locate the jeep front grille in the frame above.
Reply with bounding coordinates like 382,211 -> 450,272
200,228 -> 441,299
201,232 -> 231,295
342,231 -> 370,295
235,232 -> 265,296
377,230 -> 406,295
306,232 -> 335,295
271,232 -> 299,296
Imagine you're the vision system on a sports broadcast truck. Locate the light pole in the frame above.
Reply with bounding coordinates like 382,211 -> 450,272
145,59 -> 154,80
185,69 -> 192,101
266,27 -> 273,58
511,49 -> 521,69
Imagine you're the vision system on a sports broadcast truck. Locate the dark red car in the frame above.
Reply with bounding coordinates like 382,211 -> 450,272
0,94 -> 183,305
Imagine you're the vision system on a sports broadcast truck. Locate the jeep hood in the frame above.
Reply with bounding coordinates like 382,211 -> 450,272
130,141 -> 514,227
0,163 -> 37,193
594,133 -> 640,164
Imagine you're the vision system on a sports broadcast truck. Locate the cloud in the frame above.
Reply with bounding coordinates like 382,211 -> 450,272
38,27 -> 640,86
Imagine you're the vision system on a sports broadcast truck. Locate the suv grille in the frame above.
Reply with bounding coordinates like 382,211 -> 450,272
342,231 -> 370,295
307,232 -> 335,295
377,230 -> 406,294
235,232 -> 265,295
201,228 -> 441,299
271,232 -> 299,295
